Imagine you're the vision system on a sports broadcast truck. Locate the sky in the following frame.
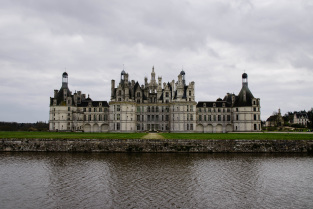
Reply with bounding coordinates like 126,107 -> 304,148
0,0 -> 313,123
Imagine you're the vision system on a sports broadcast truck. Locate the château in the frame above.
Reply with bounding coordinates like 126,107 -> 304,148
49,67 -> 261,133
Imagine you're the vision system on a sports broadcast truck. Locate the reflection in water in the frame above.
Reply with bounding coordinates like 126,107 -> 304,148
0,152 -> 312,208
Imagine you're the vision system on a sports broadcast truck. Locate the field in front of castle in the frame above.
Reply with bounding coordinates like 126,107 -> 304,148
0,131 -> 313,140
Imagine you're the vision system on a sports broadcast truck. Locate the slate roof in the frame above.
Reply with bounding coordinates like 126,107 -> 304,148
197,101 -> 232,108
77,101 -> 109,107
233,85 -> 254,107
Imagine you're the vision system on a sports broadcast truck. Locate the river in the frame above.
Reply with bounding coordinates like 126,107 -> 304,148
0,152 -> 312,208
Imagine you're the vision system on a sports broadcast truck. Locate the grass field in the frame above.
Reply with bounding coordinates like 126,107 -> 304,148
159,133 -> 313,140
0,131 -> 147,139
0,131 -> 313,140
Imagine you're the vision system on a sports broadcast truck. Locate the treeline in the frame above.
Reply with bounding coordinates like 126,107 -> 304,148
0,122 -> 49,131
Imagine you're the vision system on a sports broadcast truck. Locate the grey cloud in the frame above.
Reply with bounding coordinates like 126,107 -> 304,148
0,0 -> 313,122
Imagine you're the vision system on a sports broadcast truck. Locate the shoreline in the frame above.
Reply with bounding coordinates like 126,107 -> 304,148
1,138 -> 313,153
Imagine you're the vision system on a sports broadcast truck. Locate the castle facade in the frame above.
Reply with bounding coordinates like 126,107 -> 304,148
49,68 -> 261,133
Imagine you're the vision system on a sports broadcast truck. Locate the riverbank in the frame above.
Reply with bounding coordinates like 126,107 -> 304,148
1,138 -> 313,153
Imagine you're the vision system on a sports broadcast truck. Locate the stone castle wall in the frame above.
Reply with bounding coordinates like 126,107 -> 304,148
1,139 -> 313,153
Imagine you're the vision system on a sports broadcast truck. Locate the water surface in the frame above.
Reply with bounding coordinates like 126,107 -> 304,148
0,152 -> 312,208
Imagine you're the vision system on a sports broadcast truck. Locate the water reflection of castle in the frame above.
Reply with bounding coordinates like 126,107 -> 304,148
49,67 -> 261,133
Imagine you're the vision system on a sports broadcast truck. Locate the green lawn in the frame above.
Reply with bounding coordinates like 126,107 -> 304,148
0,131 -> 147,139
159,133 -> 313,140
0,131 -> 312,140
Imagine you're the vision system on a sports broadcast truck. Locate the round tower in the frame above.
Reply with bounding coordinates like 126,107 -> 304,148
180,70 -> 185,85
62,72 -> 68,88
242,73 -> 248,87
121,70 -> 126,81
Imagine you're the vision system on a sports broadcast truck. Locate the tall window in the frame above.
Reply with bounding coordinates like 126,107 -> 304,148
117,105 -> 120,111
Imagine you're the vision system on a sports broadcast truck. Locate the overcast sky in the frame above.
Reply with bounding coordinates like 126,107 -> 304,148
1,0 -> 313,123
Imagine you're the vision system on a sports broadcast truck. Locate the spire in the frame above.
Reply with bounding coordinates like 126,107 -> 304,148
151,66 -> 155,81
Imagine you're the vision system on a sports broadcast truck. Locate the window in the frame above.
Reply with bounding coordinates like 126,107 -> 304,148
254,124 -> 257,130
227,115 -> 231,121
137,107 -> 140,112
254,114 -> 257,120
190,114 -> 193,121
137,124 -> 140,130
68,107 -> 70,111
253,107 -> 256,111
236,115 -> 239,120
94,115 -> 96,121
116,123 -> 120,130
137,92 -> 141,97
190,124 -> 193,130
147,107 -> 150,112
204,115 -> 207,121
213,115 -> 216,121
89,108 -> 91,112
117,114 -> 120,120
117,105 -> 120,111
166,92 -> 169,97
199,115 -> 202,121
189,91 -> 191,96
99,108 -> 102,112
218,115 -> 221,121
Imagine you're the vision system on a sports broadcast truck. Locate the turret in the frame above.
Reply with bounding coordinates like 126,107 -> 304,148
62,72 -> 68,88
242,73 -> 248,87
111,80 -> 115,99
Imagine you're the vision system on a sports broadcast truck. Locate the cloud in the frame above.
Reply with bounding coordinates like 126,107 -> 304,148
0,0 -> 313,122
